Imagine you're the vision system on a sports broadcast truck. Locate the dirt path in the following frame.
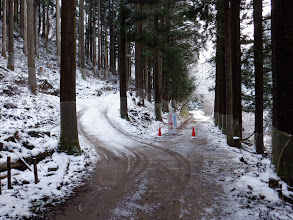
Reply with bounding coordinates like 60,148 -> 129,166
45,108 -> 242,220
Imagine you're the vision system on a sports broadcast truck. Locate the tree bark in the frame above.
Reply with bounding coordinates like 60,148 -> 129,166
144,57 -> 148,100
135,2 -> 143,102
88,0 -> 93,64
22,0 -> 27,54
27,0 -> 37,94
14,0 -> 18,30
85,1 -> 89,61
271,0 -> 293,186
59,0 -> 81,155
147,56 -> 152,102
220,2 -> 227,135
45,0 -> 49,51
225,0 -> 234,146
105,15 -> 109,78
253,0 -> 264,153
37,1 -> 40,33
98,0 -> 101,74
78,0 -> 85,77
7,0 -> 14,70
119,0 -> 128,119
93,0 -> 97,75
56,0 -> 61,66
109,0 -> 115,73
2,0 -> 7,57
154,11 -> 162,121
231,0 -> 241,147
34,2 -> 39,58
20,0 -> 24,35
42,2 -> 45,37
215,0 -> 222,127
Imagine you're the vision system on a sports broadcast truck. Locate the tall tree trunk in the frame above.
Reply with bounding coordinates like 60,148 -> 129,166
225,0 -> 234,146
162,66 -> 169,113
38,2 -> 41,33
59,0 -> 81,155
42,2 -> 45,37
97,0 -> 101,73
87,0 -> 93,64
147,56 -> 152,102
14,0 -> 18,30
45,0 -> 49,51
93,0 -> 97,75
7,0 -> 14,70
56,0 -> 61,66
135,2 -> 144,102
162,14 -> 169,113
144,57 -> 148,100
100,7 -> 104,71
79,0 -> 85,77
119,0 -> 128,119
271,0 -> 293,186
127,42 -> 131,88
85,1 -> 89,61
23,0 -> 27,54
27,0 -> 36,93
154,11 -> 162,121
231,0 -> 241,147
104,0 -> 109,78
105,17 -> 109,78
2,0 -> 7,57
253,0 -> 264,153
215,0 -> 221,126
109,0 -> 115,73
34,2 -> 39,58
113,20 -> 117,74
89,0 -> 93,64
217,0 -> 226,134
20,0 -> 24,35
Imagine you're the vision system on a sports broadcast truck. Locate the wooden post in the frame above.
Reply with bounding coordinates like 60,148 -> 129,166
7,157 -> 12,189
33,158 -> 39,184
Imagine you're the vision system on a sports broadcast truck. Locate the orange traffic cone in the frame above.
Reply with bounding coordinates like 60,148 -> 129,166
158,127 -> 162,136
192,126 -> 196,137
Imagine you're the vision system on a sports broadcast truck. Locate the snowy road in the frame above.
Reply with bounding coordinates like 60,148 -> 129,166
44,95 -> 292,220
44,96 -> 239,219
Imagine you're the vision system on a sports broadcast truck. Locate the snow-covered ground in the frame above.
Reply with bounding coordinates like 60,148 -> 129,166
0,23 -> 184,218
1,7 -> 293,218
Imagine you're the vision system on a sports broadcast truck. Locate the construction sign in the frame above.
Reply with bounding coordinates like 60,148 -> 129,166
168,112 -> 177,134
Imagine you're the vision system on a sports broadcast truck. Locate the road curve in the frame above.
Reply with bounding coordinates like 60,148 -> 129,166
45,103 -> 238,220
